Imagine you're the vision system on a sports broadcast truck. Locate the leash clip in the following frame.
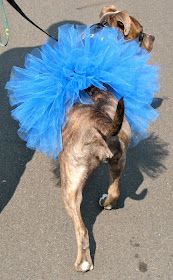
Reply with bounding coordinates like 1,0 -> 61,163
0,0 -> 10,47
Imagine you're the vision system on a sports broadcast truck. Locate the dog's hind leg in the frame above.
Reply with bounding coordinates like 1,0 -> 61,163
99,141 -> 126,210
99,168 -> 121,210
60,159 -> 93,272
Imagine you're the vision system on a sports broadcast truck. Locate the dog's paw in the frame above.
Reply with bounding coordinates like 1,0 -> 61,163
106,149 -> 113,159
99,194 -> 108,207
99,194 -> 113,210
75,260 -> 94,272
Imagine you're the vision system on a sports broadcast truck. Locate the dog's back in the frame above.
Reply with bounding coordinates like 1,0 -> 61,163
61,88 -> 125,165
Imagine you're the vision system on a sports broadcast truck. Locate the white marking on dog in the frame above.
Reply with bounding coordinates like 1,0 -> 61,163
104,205 -> 113,210
99,194 -> 113,209
80,261 -> 91,272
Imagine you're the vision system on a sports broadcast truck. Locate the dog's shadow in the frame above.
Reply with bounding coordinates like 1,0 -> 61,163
81,132 -> 169,263
0,20 -> 84,212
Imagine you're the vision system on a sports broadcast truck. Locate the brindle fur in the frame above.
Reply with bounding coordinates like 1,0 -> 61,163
58,5 -> 155,272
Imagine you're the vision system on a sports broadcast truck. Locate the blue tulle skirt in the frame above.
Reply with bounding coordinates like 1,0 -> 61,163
5,24 -> 159,159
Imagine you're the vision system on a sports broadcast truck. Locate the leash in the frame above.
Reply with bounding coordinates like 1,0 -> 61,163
0,0 -> 9,46
2,0 -> 106,47
5,0 -> 58,43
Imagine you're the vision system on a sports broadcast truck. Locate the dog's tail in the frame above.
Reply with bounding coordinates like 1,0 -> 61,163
94,97 -> 124,138
110,98 -> 124,136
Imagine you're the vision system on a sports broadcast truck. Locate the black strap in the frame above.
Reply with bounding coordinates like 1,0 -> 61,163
6,0 -> 58,41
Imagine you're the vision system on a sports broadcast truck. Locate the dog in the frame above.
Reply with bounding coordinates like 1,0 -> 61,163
59,5 -> 155,272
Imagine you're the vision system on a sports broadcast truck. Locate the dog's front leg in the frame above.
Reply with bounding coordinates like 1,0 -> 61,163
60,158 -> 93,272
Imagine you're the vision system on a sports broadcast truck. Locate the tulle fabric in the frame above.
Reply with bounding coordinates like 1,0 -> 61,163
5,24 -> 159,159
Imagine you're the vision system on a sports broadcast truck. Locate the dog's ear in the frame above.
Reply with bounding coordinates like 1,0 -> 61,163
99,5 -> 117,18
115,11 -> 131,36
100,10 -> 131,36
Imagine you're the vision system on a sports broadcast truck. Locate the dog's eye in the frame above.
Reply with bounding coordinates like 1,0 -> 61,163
139,32 -> 144,42
117,21 -> 124,28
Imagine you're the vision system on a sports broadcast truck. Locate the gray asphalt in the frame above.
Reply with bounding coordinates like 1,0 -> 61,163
0,0 -> 173,279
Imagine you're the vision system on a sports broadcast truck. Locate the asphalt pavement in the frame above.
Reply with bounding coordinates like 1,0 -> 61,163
0,0 -> 173,279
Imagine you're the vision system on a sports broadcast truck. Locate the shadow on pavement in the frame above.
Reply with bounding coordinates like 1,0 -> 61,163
119,133 -> 169,208
0,20 -> 83,212
81,133 -> 169,263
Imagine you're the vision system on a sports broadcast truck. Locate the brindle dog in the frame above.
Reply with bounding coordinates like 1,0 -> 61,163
59,5 -> 155,272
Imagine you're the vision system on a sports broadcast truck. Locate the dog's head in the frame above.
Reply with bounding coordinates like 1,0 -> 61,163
99,5 -> 155,52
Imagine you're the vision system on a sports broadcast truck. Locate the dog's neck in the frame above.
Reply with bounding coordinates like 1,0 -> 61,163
85,86 -> 104,102
85,86 -> 118,120
86,85 -> 116,101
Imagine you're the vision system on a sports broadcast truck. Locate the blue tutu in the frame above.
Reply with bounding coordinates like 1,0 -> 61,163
5,24 -> 159,159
